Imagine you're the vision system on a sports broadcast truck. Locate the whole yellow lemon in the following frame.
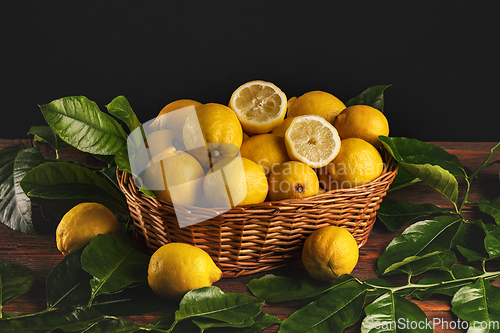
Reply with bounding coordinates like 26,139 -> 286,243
239,133 -> 289,176
326,138 -> 384,189
334,104 -> 389,148
183,103 -> 243,168
56,202 -> 120,256
142,147 -> 205,207
268,161 -> 319,201
302,225 -> 359,283
287,91 -> 346,124
204,156 -> 268,207
147,243 -> 222,300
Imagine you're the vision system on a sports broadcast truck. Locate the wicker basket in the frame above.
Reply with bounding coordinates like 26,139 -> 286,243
117,152 -> 397,278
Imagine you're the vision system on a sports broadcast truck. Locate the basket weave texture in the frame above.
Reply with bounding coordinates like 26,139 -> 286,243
117,154 -> 397,278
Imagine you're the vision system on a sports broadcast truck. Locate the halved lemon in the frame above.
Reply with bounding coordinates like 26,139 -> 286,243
229,80 -> 287,135
284,115 -> 341,168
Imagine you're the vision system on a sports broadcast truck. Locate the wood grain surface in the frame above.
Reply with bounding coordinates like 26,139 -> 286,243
1,139 -> 499,332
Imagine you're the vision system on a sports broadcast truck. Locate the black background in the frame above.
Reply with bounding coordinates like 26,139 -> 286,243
1,2 -> 498,142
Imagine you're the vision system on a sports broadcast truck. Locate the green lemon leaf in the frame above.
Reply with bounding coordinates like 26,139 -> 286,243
278,282 -> 367,333
377,200 -> 448,231
81,318 -> 142,333
413,265 -> 483,301
213,312 -> 281,333
388,167 -> 421,192
0,306 -> 104,332
247,274 -> 355,303
479,196 -> 500,225
361,292 -> 432,333
345,85 -> 391,112
452,220 -> 498,262
27,126 -> 71,152
91,282 -> 170,317
81,232 -> 150,303
395,250 -> 457,277
46,248 -> 91,309
380,137 -> 465,203
39,96 -> 127,155
19,161 -> 128,219
0,262 -> 35,318
451,278 -> 500,329
114,148 -> 131,173
105,95 -> 142,133
375,216 -> 462,276
175,286 -> 263,325
0,146 -> 45,234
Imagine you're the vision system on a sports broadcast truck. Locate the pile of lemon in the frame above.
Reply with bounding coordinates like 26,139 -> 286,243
143,80 -> 389,208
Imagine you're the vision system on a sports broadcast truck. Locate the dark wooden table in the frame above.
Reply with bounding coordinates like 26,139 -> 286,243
1,139 -> 499,333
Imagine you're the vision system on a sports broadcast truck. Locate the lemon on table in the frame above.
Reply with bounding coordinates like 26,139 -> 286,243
204,156 -> 268,207
183,103 -> 243,168
239,133 -> 289,176
268,161 -> 319,201
284,115 -> 341,168
142,146 -> 205,206
148,242 -> 222,300
56,202 -> 120,256
287,91 -> 345,124
326,138 -> 384,189
271,116 -> 295,137
334,104 -> 389,148
302,225 -> 359,283
229,80 -> 287,135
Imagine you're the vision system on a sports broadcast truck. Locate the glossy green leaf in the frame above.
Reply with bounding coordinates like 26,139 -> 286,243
0,147 -> 45,234
0,262 -> 35,318
479,196 -> 500,225
453,222 -> 490,262
148,311 -> 200,333
395,250 -> 456,277
20,161 -> 128,219
387,167 -> 420,192
246,274 -> 355,303
39,96 -> 127,155
376,216 -> 462,275
361,292 -> 432,333
413,265 -> 483,301
278,282 -> 367,333
175,286 -> 263,325
213,312 -> 281,333
114,148 -> 131,174
377,200 -> 448,231
380,136 -> 464,203
451,278 -> 500,330
105,96 -> 141,133
81,232 -> 150,303
82,318 -> 142,333
46,248 -> 91,309
26,183 -> 128,217
380,136 -> 467,177
91,282 -> 171,317
345,85 -> 391,112
27,126 -> 71,152
0,306 -> 104,332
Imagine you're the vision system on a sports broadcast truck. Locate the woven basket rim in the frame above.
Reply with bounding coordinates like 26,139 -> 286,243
118,149 -> 398,214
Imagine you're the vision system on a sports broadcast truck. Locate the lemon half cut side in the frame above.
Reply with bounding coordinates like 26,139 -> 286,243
229,80 -> 287,135
284,115 -> 341,168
